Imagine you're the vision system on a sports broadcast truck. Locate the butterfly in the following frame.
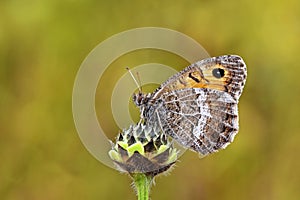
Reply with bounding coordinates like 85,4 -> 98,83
132,55 -> 247,157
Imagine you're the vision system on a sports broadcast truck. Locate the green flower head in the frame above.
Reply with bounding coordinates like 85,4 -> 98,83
109,123 -> 178,176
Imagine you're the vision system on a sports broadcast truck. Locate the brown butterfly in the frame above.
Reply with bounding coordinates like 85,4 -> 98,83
133,55 -> 247,156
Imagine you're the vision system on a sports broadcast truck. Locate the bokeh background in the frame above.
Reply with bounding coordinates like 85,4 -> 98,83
1,0 -> 300,199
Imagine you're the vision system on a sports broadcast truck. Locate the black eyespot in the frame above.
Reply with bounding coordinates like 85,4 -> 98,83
212,68 -> 225,78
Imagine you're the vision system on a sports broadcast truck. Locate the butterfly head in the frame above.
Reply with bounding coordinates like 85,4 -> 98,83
132,92 -> 146,107
132,92 -> 154,122
133,92 -> 153,109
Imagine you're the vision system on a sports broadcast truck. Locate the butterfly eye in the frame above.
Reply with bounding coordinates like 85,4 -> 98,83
212,68 -> 225,78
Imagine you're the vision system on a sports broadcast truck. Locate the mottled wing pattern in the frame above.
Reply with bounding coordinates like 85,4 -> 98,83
151,55 -> 247,102
133,55 -> 247,156
154,88 -> 238,156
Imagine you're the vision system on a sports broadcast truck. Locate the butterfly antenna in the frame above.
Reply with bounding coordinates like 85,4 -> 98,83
126,67 -> 141,92
136,71 -> 143,92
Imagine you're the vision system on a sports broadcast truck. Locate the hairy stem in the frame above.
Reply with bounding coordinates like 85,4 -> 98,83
132,173 -> 153,200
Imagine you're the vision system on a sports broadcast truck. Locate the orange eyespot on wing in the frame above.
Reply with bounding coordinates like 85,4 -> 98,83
157,64 -> 232,94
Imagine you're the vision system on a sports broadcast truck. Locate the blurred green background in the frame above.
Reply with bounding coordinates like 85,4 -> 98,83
1,0 -> 300,199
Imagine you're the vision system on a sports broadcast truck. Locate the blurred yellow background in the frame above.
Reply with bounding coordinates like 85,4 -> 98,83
1,0 -> 300,199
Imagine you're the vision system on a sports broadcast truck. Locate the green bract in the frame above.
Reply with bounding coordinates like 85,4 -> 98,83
109,123 -> 178,176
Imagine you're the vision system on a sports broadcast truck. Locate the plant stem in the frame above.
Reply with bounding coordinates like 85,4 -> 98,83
132,173 -> 153,200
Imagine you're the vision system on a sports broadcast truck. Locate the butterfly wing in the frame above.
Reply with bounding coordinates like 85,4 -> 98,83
152,55 -> 247,102
134,55 -> 246,156
154,88 -> 239,156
